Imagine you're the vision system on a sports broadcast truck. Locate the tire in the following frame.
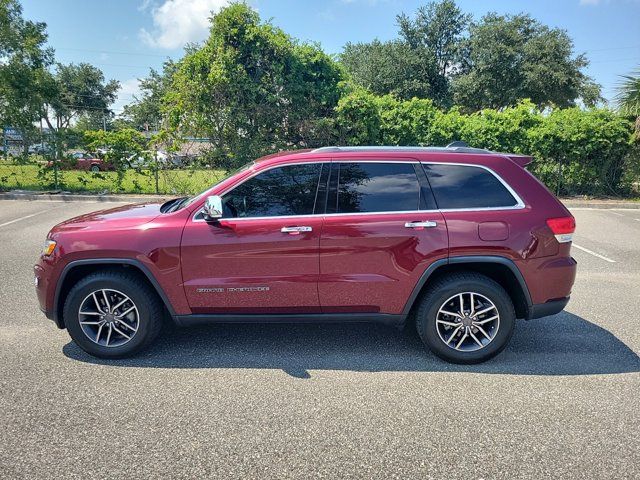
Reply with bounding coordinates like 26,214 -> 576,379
415,272 -> 515,364
90,165 -> 100,172
63,269 -> 163,358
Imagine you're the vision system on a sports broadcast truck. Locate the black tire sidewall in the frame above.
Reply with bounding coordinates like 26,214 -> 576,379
64,275 -> 157,358
418,277 -> 515,364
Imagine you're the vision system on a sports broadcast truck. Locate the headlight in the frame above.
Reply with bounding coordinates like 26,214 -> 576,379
42,239 -> 57,256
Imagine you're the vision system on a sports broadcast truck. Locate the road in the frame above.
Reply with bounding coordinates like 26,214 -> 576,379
1,199 -> 638,479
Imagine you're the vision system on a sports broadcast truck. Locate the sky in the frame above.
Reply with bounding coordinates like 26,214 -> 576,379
20,0 -> 640,114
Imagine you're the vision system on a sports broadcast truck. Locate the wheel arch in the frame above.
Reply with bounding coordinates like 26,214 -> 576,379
403,256 -> 532,320
53,259 -> 176,328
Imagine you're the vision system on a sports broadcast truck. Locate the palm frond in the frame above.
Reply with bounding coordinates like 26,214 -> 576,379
615,67 -> 640,117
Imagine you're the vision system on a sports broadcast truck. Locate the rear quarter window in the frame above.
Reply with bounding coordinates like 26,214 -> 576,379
423,163 -> 519,210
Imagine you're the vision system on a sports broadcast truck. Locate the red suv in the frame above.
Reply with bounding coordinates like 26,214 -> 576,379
34,146 -> 576,364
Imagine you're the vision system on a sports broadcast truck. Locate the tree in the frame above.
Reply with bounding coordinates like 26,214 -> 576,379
43,63 -> 119,132
397,0 -> 469,78
341,0 -> 468,106
83,128 -> 149,190
121,61 -> 177,132
340,40 -> 444,104
165,2 -> 343,168
453,12 -> 601,111
615,67 -> 640,133
0,0 -> 53,151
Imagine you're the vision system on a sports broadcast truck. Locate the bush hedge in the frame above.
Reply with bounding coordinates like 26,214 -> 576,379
334,90 -> 638,196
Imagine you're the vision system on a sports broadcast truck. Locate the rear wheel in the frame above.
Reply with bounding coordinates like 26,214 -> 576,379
90,165 -> 100,172
415,272 -> 515,364
63,270 -> 163,358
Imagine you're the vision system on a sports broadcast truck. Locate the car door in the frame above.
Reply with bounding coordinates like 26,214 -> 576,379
318,160 -> 448,315
180,162 -> 327,314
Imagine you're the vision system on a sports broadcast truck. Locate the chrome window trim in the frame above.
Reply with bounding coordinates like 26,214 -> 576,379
193,208 -> 443,223
192,159 -> 526,222
192,161 -> 326,223
422,161 -> 526,212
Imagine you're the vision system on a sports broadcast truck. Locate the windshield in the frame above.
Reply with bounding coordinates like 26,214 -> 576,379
168,161 -> 256,212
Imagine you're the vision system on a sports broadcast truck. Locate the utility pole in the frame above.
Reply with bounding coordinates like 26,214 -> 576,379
154,149 -> 159,195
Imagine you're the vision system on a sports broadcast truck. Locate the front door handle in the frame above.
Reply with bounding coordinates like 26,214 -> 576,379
281,226 -> 313,235
405,221 -> 438,229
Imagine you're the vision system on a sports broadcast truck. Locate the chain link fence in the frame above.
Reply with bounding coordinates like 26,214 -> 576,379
0,154 -> 225,195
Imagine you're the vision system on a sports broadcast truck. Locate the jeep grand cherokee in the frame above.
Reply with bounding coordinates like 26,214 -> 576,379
35,145 -> 577,364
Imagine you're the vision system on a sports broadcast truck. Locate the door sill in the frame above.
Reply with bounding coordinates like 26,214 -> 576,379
173,313 -> 406,327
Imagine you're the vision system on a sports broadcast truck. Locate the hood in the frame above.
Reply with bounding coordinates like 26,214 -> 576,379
50,202 -> 163,235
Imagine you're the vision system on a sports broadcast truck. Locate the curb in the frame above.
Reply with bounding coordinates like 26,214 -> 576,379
0,192 -> 168,203
561,200 -> 640,209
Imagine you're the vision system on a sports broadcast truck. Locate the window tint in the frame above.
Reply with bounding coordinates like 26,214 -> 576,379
335,162 -> 421,213
222,163 -> 322,218
423,164 -> 518,209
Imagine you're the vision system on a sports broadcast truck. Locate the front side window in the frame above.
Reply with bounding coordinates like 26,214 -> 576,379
423,164 -> 519,209
331,162 -> 422,214
222,163 -> 322,218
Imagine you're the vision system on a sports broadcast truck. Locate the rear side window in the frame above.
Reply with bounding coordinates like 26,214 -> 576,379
423,164 -> 519,209
332,162 -> 422,213
222,163 -> 322,217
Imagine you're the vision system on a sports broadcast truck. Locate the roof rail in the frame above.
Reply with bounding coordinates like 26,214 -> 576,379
311,145 -> 493,154
308,145 -> 533,167
446,141 -> 469,148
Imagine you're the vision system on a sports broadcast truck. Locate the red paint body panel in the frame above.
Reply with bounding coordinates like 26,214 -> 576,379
318,211 -> 448,314
35,148 -> 576,324
36,203 -> 192,315
180,216 -> 323,313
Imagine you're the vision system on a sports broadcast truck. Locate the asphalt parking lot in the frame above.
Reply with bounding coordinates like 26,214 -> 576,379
1,199 -> 638,479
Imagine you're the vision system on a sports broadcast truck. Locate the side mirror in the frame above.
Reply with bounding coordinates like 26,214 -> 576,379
203,195 -> 223,221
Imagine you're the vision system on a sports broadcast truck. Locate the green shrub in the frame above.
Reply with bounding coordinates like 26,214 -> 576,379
334,90 -> 636,195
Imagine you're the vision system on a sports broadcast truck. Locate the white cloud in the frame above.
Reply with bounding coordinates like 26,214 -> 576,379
113,78 -> 142,114
139,0 -> 230,49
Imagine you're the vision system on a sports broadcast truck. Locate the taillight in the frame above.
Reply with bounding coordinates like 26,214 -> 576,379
546,216 -> 575,243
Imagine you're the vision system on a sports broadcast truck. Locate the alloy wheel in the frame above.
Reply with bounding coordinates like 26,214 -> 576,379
78,289 -> 139,347
435,291 -> 500,352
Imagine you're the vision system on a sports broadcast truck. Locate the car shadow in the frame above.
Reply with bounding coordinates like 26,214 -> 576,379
63,311 -> 640,378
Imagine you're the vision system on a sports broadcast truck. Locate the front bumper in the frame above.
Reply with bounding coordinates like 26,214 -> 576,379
34,261 -> 63,327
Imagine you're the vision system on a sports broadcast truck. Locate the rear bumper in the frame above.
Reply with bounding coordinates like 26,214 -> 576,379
528,297 -> 570,319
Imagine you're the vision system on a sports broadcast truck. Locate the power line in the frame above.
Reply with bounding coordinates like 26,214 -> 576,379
585,45 -> 640,53
590,57 -> 640,64
82,62 -> 157,70
47,104 -> 126,113
55,46 -> 172,59
63,92 -> 139,99
55,43 -> 640,60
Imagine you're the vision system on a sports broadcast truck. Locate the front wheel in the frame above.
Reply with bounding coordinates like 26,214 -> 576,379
63,270 -> 163,358
415,272 -> 515,364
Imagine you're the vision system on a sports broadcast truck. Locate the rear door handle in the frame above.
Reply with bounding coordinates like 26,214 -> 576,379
281,226 -> 313,235
405,221 -> 438,229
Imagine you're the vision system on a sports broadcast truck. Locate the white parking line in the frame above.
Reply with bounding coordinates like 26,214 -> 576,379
0,209 -> 51,229
572,243 -> 616,263
609,211 -> 625,217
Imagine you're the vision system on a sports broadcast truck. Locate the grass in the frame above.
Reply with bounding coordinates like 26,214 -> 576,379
1,159 -> 639,200
0,162 -> 226,195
